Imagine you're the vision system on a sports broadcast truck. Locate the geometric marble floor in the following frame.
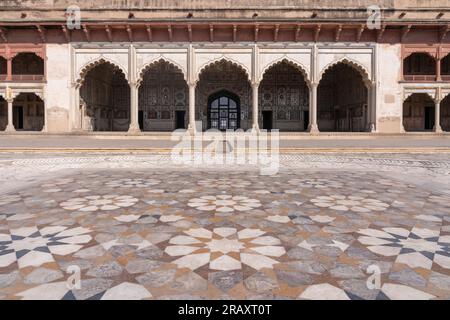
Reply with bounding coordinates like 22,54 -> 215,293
1,168 -> 450,300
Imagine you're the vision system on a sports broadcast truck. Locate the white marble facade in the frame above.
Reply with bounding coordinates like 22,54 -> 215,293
1,42 -> 449,133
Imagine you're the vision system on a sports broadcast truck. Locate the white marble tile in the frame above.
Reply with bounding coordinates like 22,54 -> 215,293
213,227 -> 237,238
411,227 -> 439,239
49,244 -> 83,256
18,251 -> 54,269
210,255 -> 241,271
367,245 -> 402,257
238,229 -> 265,239
265,215 -> 290,223
381,283 -> 435,300
165,245 -> 199,257
114,214 -> 141,222
434,253 -> 450,269
0,252 -> 16,268
240,253 -> 279,270
173,253 -> 210,270
396,252 -> 433,269
17,282 -> 69,300
310,215 -> 336,223
250,245 -> 286,257
101,282 -> 152,300
169,235 -> 201,245
300,283 -> 349,300
184,228 -> 213,239
250,236 -> 281,246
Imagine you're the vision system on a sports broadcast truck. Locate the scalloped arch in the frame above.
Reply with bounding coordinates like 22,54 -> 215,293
403,51 -> 437,61
404,91 -> 435,102
77,57 -> 128,85
260,57 -> 310,84
13,91 -> 44,101
197,57 -> 251,83
137,57 -> 187,85
441,91 -> 450,101
11,52 -> 45,60
319,57 -> 371,83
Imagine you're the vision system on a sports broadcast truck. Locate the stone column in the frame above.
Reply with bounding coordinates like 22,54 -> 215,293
367,82 -> 377,132
72,85 -> 81,131
436,58 -> 442,82
6,58 -> 12,81
308,83 -> 319,133
434,99 -> 443,133
128,82 -> 140,133
251,82 -> 259,132
188,82 -> 196,134
5,97 -> 15,132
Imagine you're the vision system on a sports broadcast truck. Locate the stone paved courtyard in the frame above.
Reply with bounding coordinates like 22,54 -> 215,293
0,153 -> 450,300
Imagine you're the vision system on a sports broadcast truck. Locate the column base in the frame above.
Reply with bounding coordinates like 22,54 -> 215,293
368,123 -> 376,133
251,124 -> 260,134
434,125 -> 443,133
5,124 -> 15,132
187,124 -> 197,136
400,124 -> 406,134
307,124 -> 319,134
127,123 -> 141,134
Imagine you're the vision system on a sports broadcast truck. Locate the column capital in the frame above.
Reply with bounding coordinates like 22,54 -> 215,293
251,81 -> 260,88
364,80 -> 376,89
128,81 -> 139,89
309,82 -> 318,89
188,81 -> 197,88
5,87 -> 15,102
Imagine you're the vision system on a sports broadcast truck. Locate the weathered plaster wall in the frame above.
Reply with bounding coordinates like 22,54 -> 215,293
0,0 -> 447,22
45,43 -> 70,132
377,43 -> 403,133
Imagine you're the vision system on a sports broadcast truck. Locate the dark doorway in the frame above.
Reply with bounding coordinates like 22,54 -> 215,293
138,110 -> 144,130
175,111 -> 186,129
303,111 -> 309,131
424,106 -> 435,130
262,111 -> 273,130
208,90 -> 240,131
13,106 -> 24,130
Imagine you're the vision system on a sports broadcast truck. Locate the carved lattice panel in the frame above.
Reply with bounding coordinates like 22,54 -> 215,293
138,61 -> 188,124
259,62 -> 309,122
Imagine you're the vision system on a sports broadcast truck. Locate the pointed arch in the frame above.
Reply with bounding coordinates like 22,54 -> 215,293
317,58 -> 370,132
207,89 -> 241,131
77,57 -> 128,86
137,58 -> 188,132
137,57 -> 187,85
197,57 -> 251,83
260,57 -> 310,85
403,92 -> 436,132
78,58 -> 130,132
259,58 -> 310,131
11,52 -> 44,78
319,57 -> 370,83
12,92 -> 45,131
403,53 -> 437,80
440,92 -> 450,132
404,91 -> 435,102
403,51 -> 436,60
